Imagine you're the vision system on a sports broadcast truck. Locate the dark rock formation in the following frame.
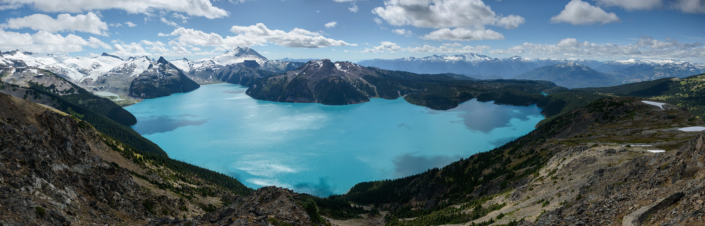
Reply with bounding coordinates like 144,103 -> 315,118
128,57 -> 200,99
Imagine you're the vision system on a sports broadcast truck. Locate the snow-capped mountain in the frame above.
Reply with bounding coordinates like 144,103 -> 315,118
358,54 -> 705,81
0,47 -> 303,98
0,51 -> 153,85
177,47 -> 304,84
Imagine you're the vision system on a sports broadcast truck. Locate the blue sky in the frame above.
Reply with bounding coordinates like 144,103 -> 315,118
0,0 -> 703,62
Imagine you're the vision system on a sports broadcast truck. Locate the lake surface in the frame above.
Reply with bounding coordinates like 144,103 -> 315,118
125,83 -> 544,196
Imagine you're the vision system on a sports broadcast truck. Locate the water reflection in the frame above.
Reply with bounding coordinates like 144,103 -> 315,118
392,154 -> 459,178
132,115 -> 208,135
448,100 -> 542,132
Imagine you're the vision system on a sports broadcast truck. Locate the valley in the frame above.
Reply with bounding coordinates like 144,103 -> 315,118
3,46 -> 705,226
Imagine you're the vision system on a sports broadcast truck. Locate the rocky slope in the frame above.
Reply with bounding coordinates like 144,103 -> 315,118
129,57 -> 200,99
513,62 -> 618,88
0,92 -> 323,225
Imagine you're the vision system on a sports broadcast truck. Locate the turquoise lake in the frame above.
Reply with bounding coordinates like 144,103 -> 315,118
125,83 -> 544,197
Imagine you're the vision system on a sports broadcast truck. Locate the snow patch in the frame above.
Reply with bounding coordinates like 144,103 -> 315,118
678,126 -> 705,132
641,101 -> 667,109
647,150 -> 665,153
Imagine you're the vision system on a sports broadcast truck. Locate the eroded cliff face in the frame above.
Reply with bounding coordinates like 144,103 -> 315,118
0,93 -> 320,225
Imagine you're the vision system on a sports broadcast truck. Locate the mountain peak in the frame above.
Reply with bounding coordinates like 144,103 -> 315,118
226,47 -> 266,59
157,56 -> 170,65
100,53 -> 123,60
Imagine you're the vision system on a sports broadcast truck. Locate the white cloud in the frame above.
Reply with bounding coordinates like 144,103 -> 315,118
363,41 -> 490,53
349,3 -> 359,12
362,41 -> 404,53
0,0 -> 229,19
673,0 -> 705,13
421,28 -> 503,41
125,21 -> 137,27
160,23 -> 355,49
109,23 -> 123,27
172,13 -> 189,23
0,29 -> 110,54
110,39 -> 193,57
596,0 -> 662,10
1,12 -> 109,36
372,0 -> 525,29
391,29 -> 413,37
374,18 -> 383,25
551,0 -> 620,25
324,21 -> 337,28
160,18 -> 181,27
489,37 -> 705,61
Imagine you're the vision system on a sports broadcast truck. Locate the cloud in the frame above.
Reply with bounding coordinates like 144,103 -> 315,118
551,0 -> 620,25
160,17 -> 180,27
324,21 -> 337,29
0,0 -> 229,19
596,0 -> 663,10
172,13 -> 189,23
109,23 -> 122,27
160,23 -> 355,49
673,0 -> 705,13
331,0 -> 360,13
374,18 -> 383,25
391,28 -> 413,37
362,41 -> 403,53
489,37 -> 705,61
363,41 -> 490,53
372,0 -> 525,29
125,21 -> 137,27
1,12 -> 109,36
110,39 -> 193,57
0,29 -> 110,54
348,3 -> 359,12
421,27 -> 504,41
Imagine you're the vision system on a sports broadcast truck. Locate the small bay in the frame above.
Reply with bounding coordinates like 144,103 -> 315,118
125,83 -> 544,196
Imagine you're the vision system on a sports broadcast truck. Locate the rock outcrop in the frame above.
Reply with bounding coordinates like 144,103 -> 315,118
128,57 -> 200,99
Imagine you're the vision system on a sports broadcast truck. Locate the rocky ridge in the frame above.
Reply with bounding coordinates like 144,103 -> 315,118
0,92 -> 322,225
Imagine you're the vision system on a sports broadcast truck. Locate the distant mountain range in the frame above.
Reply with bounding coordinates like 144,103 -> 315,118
0,47 -> 303,100
358,54 -> 705,87
513,62 -> 618,89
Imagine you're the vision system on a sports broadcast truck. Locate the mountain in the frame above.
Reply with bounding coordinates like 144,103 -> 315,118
128,57 -> 200,99
277,57 -> 321,63
513,62 -> 618,88
611,61 -> 705,83
178,47 -> 304,84
247,59 -> 376,105
358,54 -> 705,84
247,59 -> 557,109
80,56 -> 154,97
358,54 -> 534,78
0,92 -> 329,225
